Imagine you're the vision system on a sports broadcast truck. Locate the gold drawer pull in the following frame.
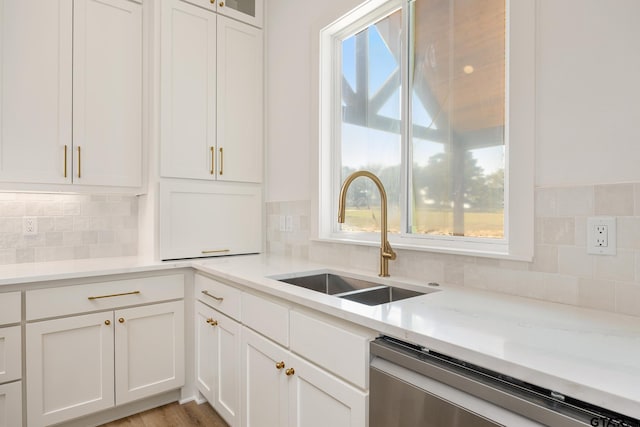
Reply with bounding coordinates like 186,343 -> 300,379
208,319 -> 219,326
275,361 -> 285,370
104,320 -> 111,326
201,249 -> 230,254
219,1 -> 224,7
118,318 -> 125,323
210,146 -> 215,175
285,368 -> 295,376
88,291 -> 141,300
202,290 -> 224,302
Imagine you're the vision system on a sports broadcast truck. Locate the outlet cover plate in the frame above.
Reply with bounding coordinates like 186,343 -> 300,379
587,217 -> 616,255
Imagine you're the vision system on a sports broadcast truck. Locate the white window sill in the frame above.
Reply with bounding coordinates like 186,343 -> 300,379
312,235 -> 533,262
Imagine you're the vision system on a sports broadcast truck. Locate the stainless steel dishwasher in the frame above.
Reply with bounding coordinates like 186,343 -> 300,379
370,336 -> 639,427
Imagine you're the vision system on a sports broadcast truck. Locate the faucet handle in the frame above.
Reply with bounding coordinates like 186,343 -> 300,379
382,241 -> 396,260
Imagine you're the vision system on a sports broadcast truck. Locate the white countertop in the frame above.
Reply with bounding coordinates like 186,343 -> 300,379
2,254 -> 639,420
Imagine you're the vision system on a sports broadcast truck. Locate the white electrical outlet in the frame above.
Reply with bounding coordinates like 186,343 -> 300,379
23,217 -> 38,236
587,217 -> 616,255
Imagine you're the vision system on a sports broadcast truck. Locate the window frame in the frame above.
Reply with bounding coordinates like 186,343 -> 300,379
318,0 -> 535,261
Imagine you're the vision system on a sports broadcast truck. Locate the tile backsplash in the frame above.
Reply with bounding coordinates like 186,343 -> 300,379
266,183 -> 640,317
0,193 -> 138,264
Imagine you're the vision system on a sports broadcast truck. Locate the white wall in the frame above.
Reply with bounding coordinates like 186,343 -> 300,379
266,0 -> 640,200
536,0 -> 640,187
265,0 -> 364,202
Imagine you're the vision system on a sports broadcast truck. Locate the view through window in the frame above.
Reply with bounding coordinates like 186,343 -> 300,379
338,0 -> 506,240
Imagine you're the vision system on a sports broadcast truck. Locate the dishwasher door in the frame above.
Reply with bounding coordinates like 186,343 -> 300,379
370,357 -> 543,427
371,362 -> 506,426
369,337 -> 620,427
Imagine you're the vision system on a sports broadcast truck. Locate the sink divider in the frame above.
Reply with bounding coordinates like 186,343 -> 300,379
333,285 -> 388,298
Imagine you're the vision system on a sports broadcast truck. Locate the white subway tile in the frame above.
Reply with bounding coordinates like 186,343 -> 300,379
595,183 -> 634,216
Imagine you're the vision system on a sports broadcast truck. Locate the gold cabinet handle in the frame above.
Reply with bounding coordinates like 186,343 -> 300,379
201,249 -> 230,255
219,1 -> 224,6
210,0 -> 214,3
210,146 -> 215,175
219,147 -> 224,175
201,290 -> 224,302
64,145 -> 68,178
88,291 -> 141,300
285,368 -> 295,376
275,361 -> 285,370
206,318 -> 218,326
105,320 -> 111,326
118,318 -> 125,323
77,146 -> 81,178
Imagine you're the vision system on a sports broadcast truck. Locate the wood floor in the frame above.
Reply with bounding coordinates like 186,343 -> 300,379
99,401 -> 229,427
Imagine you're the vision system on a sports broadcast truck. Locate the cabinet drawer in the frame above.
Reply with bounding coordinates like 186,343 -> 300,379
195,274 -> 242,320
0,326 -> 21,384
0,292 -> 21,325
0,381 -> 22,427
242,292 -> 289,346
290,310 -> 374,389
26,274 -> 184,320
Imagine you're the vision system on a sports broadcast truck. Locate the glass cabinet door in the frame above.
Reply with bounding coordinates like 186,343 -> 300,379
184,0 -> 263,28
218,0 -> 263,28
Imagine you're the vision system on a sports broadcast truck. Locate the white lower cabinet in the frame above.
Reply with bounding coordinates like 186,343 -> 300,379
115,302 -> 185,405
195,301 -> 241,426
26,300 -> 185,427
241,327 -> 367,427
0,381 -> 22,427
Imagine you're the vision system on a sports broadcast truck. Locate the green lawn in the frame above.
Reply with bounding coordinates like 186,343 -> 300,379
340,207 -> 504,238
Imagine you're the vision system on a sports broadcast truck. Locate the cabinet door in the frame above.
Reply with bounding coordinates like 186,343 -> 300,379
288,353 -> 367,427
73,0 -> 142,187
160,0 -> 217,180
197,300 -> 242,427
114,301 -> 185,405
241,327 -> 288,427
0,326 -> 21,384
159,180 -> 262,260
26,312 -> 115,427
217,16 -> 263,183
0,381 -> 22,427
0,0 -> 72,184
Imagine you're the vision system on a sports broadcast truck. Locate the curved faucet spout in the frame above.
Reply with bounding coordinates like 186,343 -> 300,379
337,171 -> 397,277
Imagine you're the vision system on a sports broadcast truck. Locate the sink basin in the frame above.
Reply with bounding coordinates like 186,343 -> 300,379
275,272 -> 436,306
278,273 -> 380,295
339,286 -> 426,306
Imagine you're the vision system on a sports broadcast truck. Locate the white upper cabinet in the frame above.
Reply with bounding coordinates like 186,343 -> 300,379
161,0 -> 217,181
181,0 -> 263,28
216,15 -> 263,184
0,0 -> 73,184
160,0 -> 263,183
0,0 -> 142,190
73,0 -> 142,188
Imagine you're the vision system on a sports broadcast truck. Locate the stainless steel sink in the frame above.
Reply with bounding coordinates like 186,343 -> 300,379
275,272 -> 435,306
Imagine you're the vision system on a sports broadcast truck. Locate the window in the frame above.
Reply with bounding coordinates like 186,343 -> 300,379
319,0 -> 535,260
